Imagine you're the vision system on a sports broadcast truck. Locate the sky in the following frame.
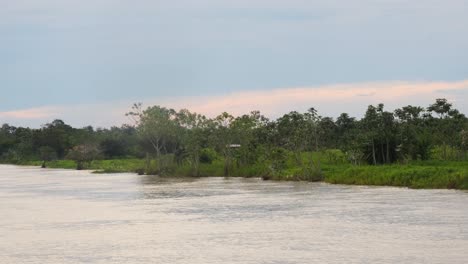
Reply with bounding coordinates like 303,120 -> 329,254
1,0 -> 467,127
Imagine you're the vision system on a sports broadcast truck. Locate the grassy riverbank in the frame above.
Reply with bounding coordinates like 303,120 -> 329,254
18,159 -> 146,173
324,161 -> 468,190
12,157 -> 468,190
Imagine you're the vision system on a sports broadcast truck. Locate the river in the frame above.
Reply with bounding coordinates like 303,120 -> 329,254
1,165 -> 467,263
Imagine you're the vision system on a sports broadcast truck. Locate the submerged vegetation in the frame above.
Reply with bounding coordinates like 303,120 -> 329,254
2,98 -> 468,189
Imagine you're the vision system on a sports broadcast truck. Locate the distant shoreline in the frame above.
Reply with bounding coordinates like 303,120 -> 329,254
5,159 -> 468,190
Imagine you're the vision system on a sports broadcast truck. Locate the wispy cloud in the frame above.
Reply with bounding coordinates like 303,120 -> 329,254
167,80 -> 468,117
0,103 -> 130,128
1,80 -> 467,128
0,106 -> 58,119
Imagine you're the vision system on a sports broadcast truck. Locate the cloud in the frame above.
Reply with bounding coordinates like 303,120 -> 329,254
435,88 -> 468,94
0,103 -> 130,128
0,106 -> 58,119
1,80 -> 467,128
166,79 -> 468,117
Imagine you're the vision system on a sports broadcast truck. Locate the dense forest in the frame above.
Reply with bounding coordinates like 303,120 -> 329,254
1,98 -> 467,185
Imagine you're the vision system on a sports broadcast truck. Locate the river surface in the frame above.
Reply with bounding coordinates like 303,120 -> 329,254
1,165 -> 468,263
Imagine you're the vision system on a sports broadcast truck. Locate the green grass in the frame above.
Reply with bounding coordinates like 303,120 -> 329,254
19,159 -> 145,173
90,159 -> 146,173
324,162 -> 468,190
13,155 -> 468,190
20,160 -> 77,169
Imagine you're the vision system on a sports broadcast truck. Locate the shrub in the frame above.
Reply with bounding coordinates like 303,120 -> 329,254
199,148 -> 218,164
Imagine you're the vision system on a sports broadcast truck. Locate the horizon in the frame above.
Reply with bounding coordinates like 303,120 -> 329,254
1,91 -> 466,129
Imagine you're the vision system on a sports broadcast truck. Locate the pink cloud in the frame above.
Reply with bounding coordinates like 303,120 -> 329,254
0,107 -> 57,119
2,79 -> 467,127
165,80 -> 468,117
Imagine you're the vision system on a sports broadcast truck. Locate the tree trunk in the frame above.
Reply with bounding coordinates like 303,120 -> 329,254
386,138 -> 390,164
145,152 -> 150,174
193,153 -> 200,176
372,140 -> 377,165
224,157 -> 229,176
381,142 -> 385,164
315,130 -> 319,152
224,149 -> 230,177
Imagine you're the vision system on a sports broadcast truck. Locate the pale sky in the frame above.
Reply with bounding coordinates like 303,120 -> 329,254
1,0 -> 467,127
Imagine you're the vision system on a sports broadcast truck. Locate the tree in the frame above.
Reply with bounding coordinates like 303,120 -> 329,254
361,105 -> 380,165
276,111 -> 308,164
377,105 -> 396,164
318,117 -> 337,149
2,97 -> 468,175
38,146 -> 57,168
427,98 -> 452,119
427,99 -> 467,160
100,138 -> 127,158
34,119 -> 73,158
461,129 -> 468,160
230,111 -> 268,167
66,144 -> 100,170
359,104 -> 399,165
0,124 -> 16,159
127,104 -> 175,156
175,109 -> 208,176
304,107 -> 322,151
334,114 -> 363,165
213,112 -> 235,176
394,105 -> 430,160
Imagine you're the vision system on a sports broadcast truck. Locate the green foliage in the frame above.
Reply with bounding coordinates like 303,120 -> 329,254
323,149 -> 347,164
66,144 -> 100,170
430,145 -> 466,161
38,146 -> 57,167
34,120 -> 73,158
2,149 -> 23,163
267,147 -> 289,175
14,156 -> 468,190
100,138 -> 127,158
19,160 -> 77,169
325,161 -> 468,189
199,148 -> 218,164
3,98 -> 468,190
138,154 -> 178,176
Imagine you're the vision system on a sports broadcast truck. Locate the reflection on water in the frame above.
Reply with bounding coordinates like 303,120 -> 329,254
1,165 -> 468,263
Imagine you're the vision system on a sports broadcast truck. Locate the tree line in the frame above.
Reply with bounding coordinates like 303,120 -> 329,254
1,99 -> 467,175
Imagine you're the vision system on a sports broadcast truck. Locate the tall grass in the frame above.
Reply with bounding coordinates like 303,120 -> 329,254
324,163 -> 468,189
15,152 -> 468,190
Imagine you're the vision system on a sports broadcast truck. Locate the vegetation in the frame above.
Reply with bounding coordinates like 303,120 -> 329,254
324,162 -> 468,189
1,98 -> 468,189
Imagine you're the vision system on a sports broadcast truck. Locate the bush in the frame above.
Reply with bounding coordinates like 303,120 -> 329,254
199,148 -> 218,164
323,149 -> 347,164
66,144 -> 100,170
431,145 -> 464,161
143,155 -> 177,175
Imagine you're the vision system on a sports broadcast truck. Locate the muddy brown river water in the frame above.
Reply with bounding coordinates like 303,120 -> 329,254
1,165 -> 467,263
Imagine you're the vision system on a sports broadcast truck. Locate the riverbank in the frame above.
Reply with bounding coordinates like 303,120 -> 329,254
9,159 -> 468,190
324,161 -> 468,190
